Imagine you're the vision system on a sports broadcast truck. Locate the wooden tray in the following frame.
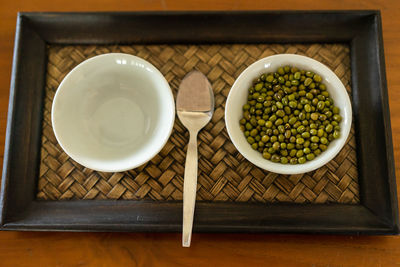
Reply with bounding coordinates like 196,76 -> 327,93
0,11 -> 398,234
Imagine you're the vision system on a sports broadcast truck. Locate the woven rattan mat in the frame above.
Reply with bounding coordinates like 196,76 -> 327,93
37,44 -> 359,203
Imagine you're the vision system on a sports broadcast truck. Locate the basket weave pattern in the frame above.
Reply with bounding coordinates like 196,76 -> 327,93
37,44 -> 359,203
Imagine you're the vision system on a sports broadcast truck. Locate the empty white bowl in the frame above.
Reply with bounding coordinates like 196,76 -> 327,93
225,54 -> 352,175
52,53 -> 175,172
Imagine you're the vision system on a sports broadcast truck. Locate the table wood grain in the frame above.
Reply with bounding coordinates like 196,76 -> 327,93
1,0 -> 400,266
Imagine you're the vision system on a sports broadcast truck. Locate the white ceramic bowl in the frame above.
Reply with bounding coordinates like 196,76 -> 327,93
225,54 -> 352,174
52,53 -> 175,172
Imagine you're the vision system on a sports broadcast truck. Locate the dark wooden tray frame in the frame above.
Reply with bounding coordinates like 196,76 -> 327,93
0,11 -> 398,234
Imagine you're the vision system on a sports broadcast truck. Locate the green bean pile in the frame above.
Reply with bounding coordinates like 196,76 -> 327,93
239,66 -> 342,164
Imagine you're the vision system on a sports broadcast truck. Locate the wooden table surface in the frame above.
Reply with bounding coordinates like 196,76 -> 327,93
1,0 -> 400,266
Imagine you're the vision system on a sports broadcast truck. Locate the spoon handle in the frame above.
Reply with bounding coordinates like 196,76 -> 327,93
182,129 -> 199,247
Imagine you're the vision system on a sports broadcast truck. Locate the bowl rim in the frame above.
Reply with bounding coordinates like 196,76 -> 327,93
51,53 -> 175,172
225,54 -> 352,175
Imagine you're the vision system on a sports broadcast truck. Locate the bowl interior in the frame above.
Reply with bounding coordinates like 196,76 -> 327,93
225,54 -> 352,174
52,53 -> 175,172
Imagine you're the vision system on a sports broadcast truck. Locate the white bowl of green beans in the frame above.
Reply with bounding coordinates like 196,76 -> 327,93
225,54 -> 352,175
